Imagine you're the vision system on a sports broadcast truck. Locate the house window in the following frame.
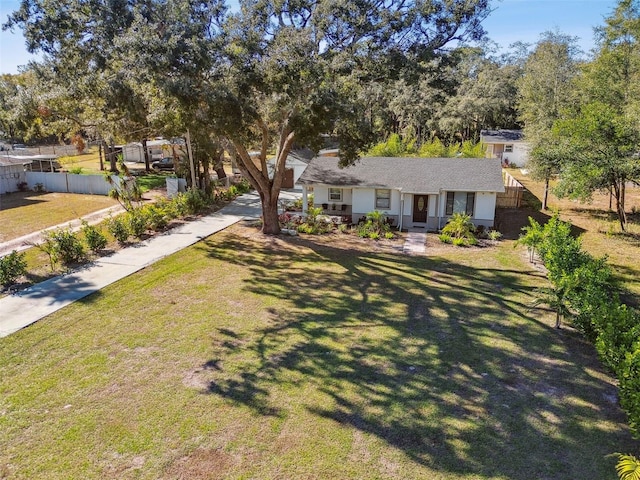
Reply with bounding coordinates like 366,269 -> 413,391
329,188 -> 342,201
375,189 -> 391,209
504,144 -> 513,153
446,192 -> 476,216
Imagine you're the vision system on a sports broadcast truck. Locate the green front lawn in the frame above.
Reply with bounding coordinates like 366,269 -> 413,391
0,228 -> 634,479
0,192 -> 118,243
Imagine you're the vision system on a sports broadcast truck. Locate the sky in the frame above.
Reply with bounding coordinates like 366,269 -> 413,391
0,0 -> 621,75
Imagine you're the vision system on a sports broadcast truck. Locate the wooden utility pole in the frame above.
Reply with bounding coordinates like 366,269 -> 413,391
186,130 -> 197,189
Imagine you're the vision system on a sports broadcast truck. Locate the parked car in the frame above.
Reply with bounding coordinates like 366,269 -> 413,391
151,157 -> 175,172
12,143 -> 27,150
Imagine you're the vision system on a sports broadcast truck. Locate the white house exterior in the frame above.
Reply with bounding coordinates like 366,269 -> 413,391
0,157 -> 31,194
481,129 -> 529,167
298,157 -> 505,230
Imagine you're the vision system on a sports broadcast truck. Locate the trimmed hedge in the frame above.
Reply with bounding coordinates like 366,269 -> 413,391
518,213 -> 640,438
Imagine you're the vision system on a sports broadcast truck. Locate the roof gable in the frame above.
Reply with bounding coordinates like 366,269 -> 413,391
298,156 -> 505,193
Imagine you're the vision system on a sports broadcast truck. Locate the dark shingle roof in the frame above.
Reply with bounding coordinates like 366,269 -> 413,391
298,157 -> 505,193
480,129 -> 524,143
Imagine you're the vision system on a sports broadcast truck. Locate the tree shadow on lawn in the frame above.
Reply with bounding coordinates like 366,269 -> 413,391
0,191 -> 48,212
198,235 -> 635,479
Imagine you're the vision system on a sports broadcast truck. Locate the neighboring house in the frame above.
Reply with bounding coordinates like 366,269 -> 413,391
481,129 -> 529,167
119,143 -> 145,163
297,156 -> 505,230
26,155 -> 62,172
146,139 -> 172,161
267,148 -> 315,189
0,156 -> 32,194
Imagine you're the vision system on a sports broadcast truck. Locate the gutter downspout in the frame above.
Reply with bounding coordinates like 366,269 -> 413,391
399,192 -> 404,231
437,190 -> 442,230
302,186 -> 308,213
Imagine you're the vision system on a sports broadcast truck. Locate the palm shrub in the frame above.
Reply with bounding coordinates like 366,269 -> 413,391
356,210 -> 394,239
438,233 -> 453,244
297,206 -> 331,234
81,220 -> 107,253
616,454 -> 640,480
441,213 -> 476,245
0,250 -> 27,287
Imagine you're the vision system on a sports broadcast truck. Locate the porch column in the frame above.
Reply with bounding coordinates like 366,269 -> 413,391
302,186 -> 309,213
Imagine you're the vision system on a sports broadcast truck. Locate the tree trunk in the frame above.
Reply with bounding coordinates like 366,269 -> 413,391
142,138 -> 151,172
214,150 -> 227,180
542,177 -> 550,210
614,179 -> 627,231
555,312 -> 561,329
98,141 -> 104,171
261,192 -> 281,235
104,140 -> 118,173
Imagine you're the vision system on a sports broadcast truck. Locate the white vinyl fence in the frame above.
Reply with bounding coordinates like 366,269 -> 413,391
0,165 -> 27,194
24,172 -> 122,196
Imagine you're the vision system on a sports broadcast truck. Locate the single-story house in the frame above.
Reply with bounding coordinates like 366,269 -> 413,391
297,156 -> 505,230
0,156 -> 32,194
267,148 -> 314,189
481,129 -> 529,167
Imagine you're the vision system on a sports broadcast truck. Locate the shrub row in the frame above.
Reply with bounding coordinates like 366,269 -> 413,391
517,214 -> 640,442
1,183 -> 252,288
282,209 -> 395,239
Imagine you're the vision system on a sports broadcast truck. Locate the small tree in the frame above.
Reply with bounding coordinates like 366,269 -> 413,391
71,133 -> 86,154
105,160 -> 141,212
515,216 -> 544,263
0,250 -> 27,287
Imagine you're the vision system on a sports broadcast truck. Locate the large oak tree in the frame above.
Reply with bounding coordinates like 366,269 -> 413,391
6,0 -> 491,233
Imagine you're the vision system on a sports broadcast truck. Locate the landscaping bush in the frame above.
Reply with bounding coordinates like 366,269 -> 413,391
183,188 -> 212,214
452,237 -> 467,247
42,228 -> 85,266
127,209 -> 148,238
81,221 -> 107,253
141,204 -> 170,231
356,210 -> 394,239
108,215 -> 130,244
438,233 -> 452,244
487,230 -> 503,241
0,250 -> 27,287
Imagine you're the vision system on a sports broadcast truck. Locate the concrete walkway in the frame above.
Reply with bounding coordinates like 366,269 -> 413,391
403,229 -> 427,255
0,191 -> 299,338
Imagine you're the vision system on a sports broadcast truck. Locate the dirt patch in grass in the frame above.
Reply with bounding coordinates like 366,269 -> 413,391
164,448 -> 237,479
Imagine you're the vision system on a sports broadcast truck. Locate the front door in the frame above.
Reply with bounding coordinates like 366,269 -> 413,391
412,195 -> 428,223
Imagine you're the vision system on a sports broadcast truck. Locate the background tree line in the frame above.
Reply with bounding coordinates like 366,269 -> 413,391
2,0 -> 639,234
